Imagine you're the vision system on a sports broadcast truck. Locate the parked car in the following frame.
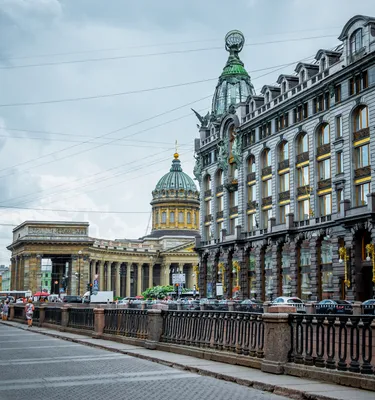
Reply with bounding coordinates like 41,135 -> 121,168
62,295 -> 82,303
271,297 -> 306,313
315,299 -> 353,315
362,299 -> 375,315
181,300 -> 200,311
235,299 -> 264,313
200,298 -> 221,310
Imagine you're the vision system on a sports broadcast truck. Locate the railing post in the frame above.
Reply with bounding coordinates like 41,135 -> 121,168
261,313 -> 291,374
39,305 -> 46,326
145,309 -> 163,349
94,308 -> 104,336
61,306 -> 70,328
9,305 -> 15,321
228,301 -> 235,312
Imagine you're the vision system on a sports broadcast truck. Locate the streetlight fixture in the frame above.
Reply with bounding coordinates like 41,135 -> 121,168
338,246 -> 350,288
365,244 -> 375,284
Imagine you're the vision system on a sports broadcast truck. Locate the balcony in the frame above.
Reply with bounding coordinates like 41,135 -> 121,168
204,189 -> 212,198
278,190 -> 290,202
216,210 -> 224,219
216,184 -> 224,194
317,143 -> 331,157
224,181 -> 238,192
296,151 -> 309,164
278,159 -> 289,171
262,196 -> 272,207
353,127 -> 370,142
318,178 -> 332,190
354,165 -> 371,179
204,214 -> 212,223
262,166 -> 272,177
247,172 -> 256,182
297,185 -> 311,197
229,206 -> 238,215
247,201 -> 258,211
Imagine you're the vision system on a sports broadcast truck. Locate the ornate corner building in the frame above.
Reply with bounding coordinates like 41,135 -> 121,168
7,153 -> 200,296
194,16 -> 375,302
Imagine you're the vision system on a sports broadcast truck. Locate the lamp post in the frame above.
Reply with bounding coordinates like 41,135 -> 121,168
77,250 -> 82,296
365,244 -> 375,286
339,246 -> 350,299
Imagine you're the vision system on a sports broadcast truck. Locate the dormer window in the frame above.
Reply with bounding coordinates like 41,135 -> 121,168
350,28 -> 363,55
300,70 -> 305,83
265,92 -> 270,103
282,81 -> 287,93
321,57 -> 326,71
251,102 -> 254,112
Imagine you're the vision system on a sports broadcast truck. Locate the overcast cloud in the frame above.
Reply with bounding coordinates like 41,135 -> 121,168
0,0 -> 374,265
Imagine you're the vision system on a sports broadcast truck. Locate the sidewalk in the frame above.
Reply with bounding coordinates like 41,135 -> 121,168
2,320 -> 374,400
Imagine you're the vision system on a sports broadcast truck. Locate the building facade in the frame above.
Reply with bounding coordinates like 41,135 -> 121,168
7,153 -> 200,297
1,268 -> 11,292
195,16 -> 375,302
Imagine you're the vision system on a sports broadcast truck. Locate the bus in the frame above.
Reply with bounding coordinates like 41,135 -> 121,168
0,290 -> 32,302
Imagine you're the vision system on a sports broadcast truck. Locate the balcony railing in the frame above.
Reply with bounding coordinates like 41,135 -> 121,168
296,151 -> 309,164
204,189 -> 212,198
278,159 -> 289,171
262,196 -> 272,207
297,185 -> 311,197
317,143 -> 331,157
318,178 -> 332,190
216,210 -> 224,219
247,172 -> 256,182
262,166 -> 272,177
229,206 -> 238,215
247,201 -> 258,211
278,190 -> 290,202
353,127 -> 370,142
216,184 -> 224,194
204,214 -> 212,223
354,165 -> 371,179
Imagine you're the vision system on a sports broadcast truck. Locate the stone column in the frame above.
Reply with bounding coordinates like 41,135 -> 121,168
23,255 -> 30,291
10,257 -> 16,291
149,264 -> 154,288
126,264 -> 131,297
70,256 -> 78,296
115,262 -> 121,298
255,246 -> 264,301
99,261 -> 104,291
137,263 -> 143,296
289,240 -> 298,297
106,262 -> 112,291
145,309 -> 163,349
93,308 -> 105,336
309,236 -> 320,300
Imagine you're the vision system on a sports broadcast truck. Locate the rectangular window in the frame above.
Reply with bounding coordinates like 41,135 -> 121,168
335,115 -> 342,137
205,200 -> 211,215
248,213 -> 256,232
178,212 -> 184,223
263,179 -> 272,197
262,209 -> 272,229
279,204 -> 290,223
230,190 -> 239,207
248,185 -> 256,202
297,166 -> 309,187
319,193 -> 332,216
230,217 -> 238,235
355,144 -> 370,168
298,199 -> 310,221
324,92 -> 330,110
217,196 -> 223,212
318,158 -> 331,180
162,212 -> 167,223
217,221 -> 223,236
336,152 -> 343,174
280,173 -> 290,192
303,102 -> 308,119
355,183 -> 370,206
335,85 -> 341,103
350,71 -> 368,95
337,189 -> 343,213
204,225 -> 210,241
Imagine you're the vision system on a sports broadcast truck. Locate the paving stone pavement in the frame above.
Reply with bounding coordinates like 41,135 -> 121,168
0,323 -> 289,400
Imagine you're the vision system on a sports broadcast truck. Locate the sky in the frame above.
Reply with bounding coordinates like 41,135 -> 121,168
0,0 -> 374,265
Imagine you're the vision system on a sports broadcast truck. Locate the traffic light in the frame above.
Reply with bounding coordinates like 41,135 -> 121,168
86,283 -> 93,294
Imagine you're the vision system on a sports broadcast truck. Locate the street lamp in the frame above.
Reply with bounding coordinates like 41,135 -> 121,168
339,246 -> 350,290
365,244 -> 375,284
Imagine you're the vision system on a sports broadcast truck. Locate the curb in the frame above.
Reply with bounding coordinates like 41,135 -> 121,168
0,321 -> 358,400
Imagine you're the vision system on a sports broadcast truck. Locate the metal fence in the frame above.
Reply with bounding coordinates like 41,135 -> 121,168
161,311 -> 264,357
13,305 -> 24,319
289,314 -> 375,374
44,307 -> 62,325
67,308 -> 94,330
103,309 -> 148,338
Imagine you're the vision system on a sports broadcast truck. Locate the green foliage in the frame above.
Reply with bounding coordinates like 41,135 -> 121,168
142,285 -> 175,299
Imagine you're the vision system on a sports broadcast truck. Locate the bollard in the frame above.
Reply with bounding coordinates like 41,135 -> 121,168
145,309 -> 163,349
61,306 -> 70,328
94,308 -> 105,336
39,306 -> 46,326
352,302 -> 362,316
9,305 -> 15,321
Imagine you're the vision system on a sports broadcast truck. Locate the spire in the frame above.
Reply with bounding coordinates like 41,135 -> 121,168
170,149 -> 182,172
174,140 -> 179,159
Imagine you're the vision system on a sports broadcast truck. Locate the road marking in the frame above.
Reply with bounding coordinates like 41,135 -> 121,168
0,338 -> 60,343
0,344 -> 80,351
6,355 -> 129,365
4,353 -> 127,363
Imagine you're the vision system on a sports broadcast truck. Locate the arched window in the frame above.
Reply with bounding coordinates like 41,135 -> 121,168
247,155 -> 256,173
187,212 -> 191,224
265,92 -> 270,103
350,28 -> 363,55
353,105 -> 368,131
178,212 -> 184,223
216,169 -> 223,186
262,149 -> 271,168
161,212 -> 166,223
317,123 -> 330,146
170,212 -> 175,223
204,175 -> 211,191
282,81 -> 287,93
297,133 -> 309,154
279,141 -> 289,162
321,57 -> 326,71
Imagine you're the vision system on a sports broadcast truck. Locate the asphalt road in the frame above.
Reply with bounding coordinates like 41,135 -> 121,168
0,324 -> 289,400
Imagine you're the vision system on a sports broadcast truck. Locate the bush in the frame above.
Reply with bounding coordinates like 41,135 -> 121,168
142,285 -> 175,300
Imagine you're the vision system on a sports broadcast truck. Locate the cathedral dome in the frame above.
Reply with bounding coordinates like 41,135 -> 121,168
212,30 -> 255,116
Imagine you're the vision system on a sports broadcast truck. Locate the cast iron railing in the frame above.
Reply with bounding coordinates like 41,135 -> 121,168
13,305 -> 24,319
317,144 -> 331,157
262,166 -> 272,177
104,309 -> 148,338
33,307 -> 40,323
68,308 -> 94,330
353,127 -> 370,142
247,172 -> 256,182
289,314 -> 375,374
161,311 -> 264,357
296,151 -> 309,164
278,159 -> 289,170
44,307 -> 62,325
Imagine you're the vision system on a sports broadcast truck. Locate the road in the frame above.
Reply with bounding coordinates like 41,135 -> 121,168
0,323 -> 289,400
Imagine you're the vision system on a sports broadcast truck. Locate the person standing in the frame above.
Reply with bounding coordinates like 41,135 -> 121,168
25,299 -> 34,327
2,300 -> 9,321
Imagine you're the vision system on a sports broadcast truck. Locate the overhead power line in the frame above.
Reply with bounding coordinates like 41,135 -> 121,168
0,205 -> 149,214
0,34 -> 337,71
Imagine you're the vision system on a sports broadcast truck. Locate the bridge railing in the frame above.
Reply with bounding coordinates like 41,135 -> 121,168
104,309 -> 148,338
67,308 -> 94,330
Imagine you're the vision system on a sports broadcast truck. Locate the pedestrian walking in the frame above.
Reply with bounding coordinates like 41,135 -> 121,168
25,299 -> 34,327
2,300 -> 9,321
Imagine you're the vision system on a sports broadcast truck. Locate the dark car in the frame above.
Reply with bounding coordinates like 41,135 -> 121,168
362,299 -> 375,315
235,299 -> 264,313
315,299 -> 353,315
62,295 -> 82,303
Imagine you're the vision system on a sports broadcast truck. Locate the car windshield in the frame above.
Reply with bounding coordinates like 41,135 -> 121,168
289,299 -> 303,304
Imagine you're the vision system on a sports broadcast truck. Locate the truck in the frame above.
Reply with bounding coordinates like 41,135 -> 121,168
82,291 -> 114,304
